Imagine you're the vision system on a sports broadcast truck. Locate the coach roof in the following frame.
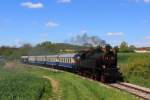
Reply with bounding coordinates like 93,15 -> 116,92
58,53 -> 76,58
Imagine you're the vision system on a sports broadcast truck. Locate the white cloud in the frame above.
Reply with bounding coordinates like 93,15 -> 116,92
107,32 -> 124,36
45,21 -> 59,28
135,0 -> 150,3
130,0 -> 150,3
57,0 -> 71,3
128,0 -> 140,3
134,41 -> 150,47
144,36 -> 150,39
144,0 -> 150,3
21,2 -> 43,9
80,30 -> 88,34
14,38 -> 25,47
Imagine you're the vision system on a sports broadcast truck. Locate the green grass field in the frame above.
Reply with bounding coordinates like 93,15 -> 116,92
0,63 -> 52,100
118,53 -> 150,88
0,61 -> 138,100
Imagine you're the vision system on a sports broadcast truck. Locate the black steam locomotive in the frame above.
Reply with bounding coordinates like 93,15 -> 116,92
21,45 -> 123,83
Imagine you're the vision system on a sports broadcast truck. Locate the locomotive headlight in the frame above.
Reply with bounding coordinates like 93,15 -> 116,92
102,65 -> 106,69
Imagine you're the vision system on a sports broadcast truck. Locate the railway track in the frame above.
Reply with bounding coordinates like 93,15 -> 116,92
109,82 -> 150,100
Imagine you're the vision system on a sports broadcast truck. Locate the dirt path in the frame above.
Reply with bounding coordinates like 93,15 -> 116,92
43,76 -> 62,100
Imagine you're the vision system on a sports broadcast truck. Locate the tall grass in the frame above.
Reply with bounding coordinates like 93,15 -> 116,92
118,53 -> 150,88
0,64 -> 52,100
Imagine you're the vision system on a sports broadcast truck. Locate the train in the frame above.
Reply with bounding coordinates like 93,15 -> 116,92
21,45 -> 123,83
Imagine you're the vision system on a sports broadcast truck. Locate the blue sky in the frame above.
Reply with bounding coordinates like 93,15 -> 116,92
0,0 -> 150,47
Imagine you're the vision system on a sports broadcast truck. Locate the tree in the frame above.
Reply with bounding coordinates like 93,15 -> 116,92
128,45 -> 136,52
119,41 -> 129,52
36,41 -> 52,48
19,43 -> 32,56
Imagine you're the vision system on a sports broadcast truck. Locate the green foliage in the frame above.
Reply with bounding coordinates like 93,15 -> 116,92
0,65 -> 52,100
128,45 -> 136,52
0,41 -> 86,59
119,41 -> 129,52
119,41 -> 136,52
118,53 -> 150,88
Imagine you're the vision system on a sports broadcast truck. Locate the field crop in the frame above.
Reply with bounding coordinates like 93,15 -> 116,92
0,62 -> 138,100
118,53 -> 150,88
0,63 -> 52,100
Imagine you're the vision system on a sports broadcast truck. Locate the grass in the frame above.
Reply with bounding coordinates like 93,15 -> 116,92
0,63 -> 52,100
0,61 -> 138,100
22,63 -> 138,100
118,53 -> 150,88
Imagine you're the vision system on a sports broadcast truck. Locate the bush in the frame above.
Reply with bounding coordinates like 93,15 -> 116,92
118,53 -> 150,87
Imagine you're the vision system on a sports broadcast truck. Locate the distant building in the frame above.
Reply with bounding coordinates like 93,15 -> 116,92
134,48 -> 150,53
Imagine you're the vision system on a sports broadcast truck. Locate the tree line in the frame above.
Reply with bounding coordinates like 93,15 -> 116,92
0,41 -> 86,59
0,41 -> 138,60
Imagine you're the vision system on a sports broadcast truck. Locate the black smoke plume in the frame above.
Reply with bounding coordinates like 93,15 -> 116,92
68,33 -> 106,47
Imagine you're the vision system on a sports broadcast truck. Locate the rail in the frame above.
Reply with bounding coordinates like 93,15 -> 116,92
109,82 -> 150,100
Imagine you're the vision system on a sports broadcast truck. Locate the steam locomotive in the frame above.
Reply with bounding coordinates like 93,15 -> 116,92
21,45 -> 123,83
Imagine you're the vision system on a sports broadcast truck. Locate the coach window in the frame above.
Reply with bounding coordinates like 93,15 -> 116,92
69,58 -> 71,63
68,58 -> 70,63
70,58 -> 72,63
64,58 -> 66,63
67,58 -> 70,63
63,58 -> 65,63
59,58 -> 62,62
61,58 -> 63,62
67,58 -> 69,63
66,58 -> 68,63
59,58 -> 61,62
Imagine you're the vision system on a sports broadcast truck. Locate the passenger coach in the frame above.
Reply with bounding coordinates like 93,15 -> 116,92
21,54 -> 77,70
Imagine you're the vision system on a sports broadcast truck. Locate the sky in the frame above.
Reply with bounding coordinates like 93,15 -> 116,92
0,0 -> 150,47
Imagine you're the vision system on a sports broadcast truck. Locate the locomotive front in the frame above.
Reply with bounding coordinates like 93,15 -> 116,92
101,45 -> 123,82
